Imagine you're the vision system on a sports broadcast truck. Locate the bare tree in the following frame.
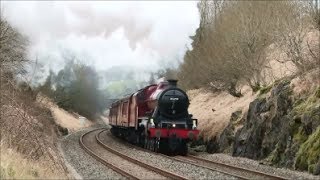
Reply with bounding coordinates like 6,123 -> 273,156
0,15 -> 28,77
275,1 -> 319,73
308,0 -> 320,30
178,1 -> 318,94
0,15 -> 68,177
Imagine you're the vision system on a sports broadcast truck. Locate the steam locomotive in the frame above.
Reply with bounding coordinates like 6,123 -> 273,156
109,80 -> 199,155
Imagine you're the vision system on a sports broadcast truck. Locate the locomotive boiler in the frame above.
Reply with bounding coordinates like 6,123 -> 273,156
109,80 -> 199,155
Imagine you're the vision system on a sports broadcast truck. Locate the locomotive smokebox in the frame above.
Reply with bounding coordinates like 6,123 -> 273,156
167,79 -> 178,87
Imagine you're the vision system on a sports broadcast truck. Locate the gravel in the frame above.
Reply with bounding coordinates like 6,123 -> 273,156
82,129 -> 166,179
61,126 -> 318,180
60,126 -> 124,180
196,153 -> 320,180
98,130 -> 238,180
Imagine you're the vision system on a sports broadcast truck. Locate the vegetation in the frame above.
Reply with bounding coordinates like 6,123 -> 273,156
265,81 -> 320,174
0,145 -> 64,179
177,1 -> 319,96
99,66 -> 156,99
1,14 -> 68,179
258,85 -> 273,95
0,15 -> 28,77
105,79 -> 143,99
39,58 -> 108,120
292,88 -> 320,116
295,127 -> 320,174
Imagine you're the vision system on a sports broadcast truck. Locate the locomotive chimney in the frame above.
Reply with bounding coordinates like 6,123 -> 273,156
167,79 -> 178,87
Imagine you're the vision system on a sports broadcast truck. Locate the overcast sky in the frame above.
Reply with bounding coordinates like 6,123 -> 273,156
1,1 -> 199,75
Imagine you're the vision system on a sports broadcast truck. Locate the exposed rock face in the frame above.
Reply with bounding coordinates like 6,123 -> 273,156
233,80 -> 293,160
205,110 -> 242,154
206,137 -> 219,154
211,79 -> 320,174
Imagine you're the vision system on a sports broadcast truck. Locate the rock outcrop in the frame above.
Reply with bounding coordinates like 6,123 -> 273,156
233,80 -> 293,160
209,78 -> 320,175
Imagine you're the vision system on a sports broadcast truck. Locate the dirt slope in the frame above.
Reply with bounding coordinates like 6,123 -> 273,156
188,86 -> 257,141
36,94 -> 92,132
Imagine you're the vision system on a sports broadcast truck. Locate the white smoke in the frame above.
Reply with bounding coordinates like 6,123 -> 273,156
1,1 -> 199,82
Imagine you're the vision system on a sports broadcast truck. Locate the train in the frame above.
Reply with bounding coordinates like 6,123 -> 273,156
109,79 -> 199,155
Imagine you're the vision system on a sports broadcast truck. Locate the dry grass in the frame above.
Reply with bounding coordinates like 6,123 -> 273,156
0,144 -> 64,179
290,68 -> 320,97
0,79 -> 70,179
188,85 -> 257,141
36,94 -> 92,132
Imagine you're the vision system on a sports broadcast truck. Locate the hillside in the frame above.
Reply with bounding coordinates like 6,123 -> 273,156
36,94 -> 92,133
183,1 -> 320,175
0,84 -> 94,179
188,68 -> 320,175
0,83 -> 69,179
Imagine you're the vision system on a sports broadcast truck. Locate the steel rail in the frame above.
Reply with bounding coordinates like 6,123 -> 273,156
105,131 -> 248,179
107,132 -> 248,179
96,129 -> 188,180
107,130 -> 288,180
79,129 -> 139,180
170,155 -> 250,180
184,155 -> 289,180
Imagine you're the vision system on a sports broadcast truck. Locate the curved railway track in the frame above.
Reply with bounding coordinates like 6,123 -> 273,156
105,130 -> 289,180
80,128 -> 187,180
171,155 -> 288,180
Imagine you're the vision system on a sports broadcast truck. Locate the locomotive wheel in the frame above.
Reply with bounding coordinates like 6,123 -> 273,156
145,137 -> 151,150
180,142 -> 188,156
139,135 -> 145,147
150,138 -> 154,151
155,139 -> 160,153
149,138 -> 152,151
159,139 -> 169,154
148,138 -> 151,150
152,138 -> 157,152
144,137 -> 148,149
144,137 -> 159,152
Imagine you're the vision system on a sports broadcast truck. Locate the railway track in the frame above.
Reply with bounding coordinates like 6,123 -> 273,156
80,128 -> 187,180
171,155 -> 288,180
104,130 -> 288,180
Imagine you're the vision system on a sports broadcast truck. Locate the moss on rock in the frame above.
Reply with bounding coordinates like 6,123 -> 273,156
0,165 -> 5,179
315,87 -> 320,98
259,84 -> 273,95
295,127 -> 320,174
293,127 -> 308,144
215,77 -> 319,175
293,95 -> 319,116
